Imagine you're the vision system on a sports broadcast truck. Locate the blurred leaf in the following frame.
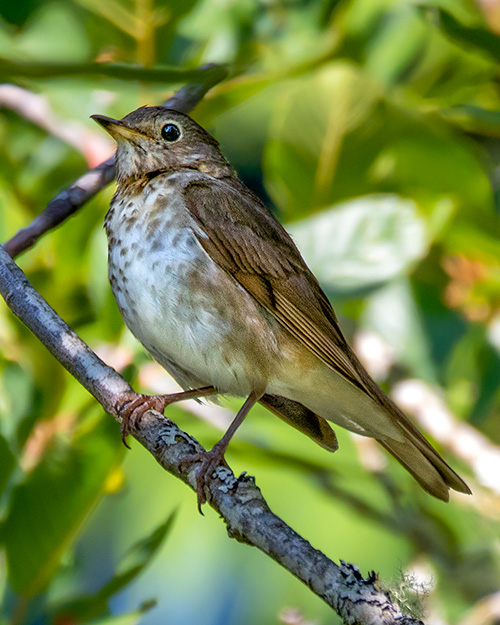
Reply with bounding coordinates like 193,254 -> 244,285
0,360 -> 33,442
114,511 -> 176,578
2,416 -> 122,597
362,278 -> 437,380
264,60 -> 492,223
0,59 -> 223,83
0,434 -> 16,496
264,61 -> 380,218
426,7 -> 500,64
51,511 -> 176,623
374,115 -> 492,215
0,1 -> 91,62
0,0 -> 42,27
441,104 -> 500,137
364,7 -> 427,86
445,324 -> 483,417
289,195 -> 428,293
87,601 -> 156,625
445,324 -> 500,426
14,340 -> 67,449
73,0 -> 138,38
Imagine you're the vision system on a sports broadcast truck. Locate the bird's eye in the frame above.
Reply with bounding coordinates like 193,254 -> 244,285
161,123 -> 181,142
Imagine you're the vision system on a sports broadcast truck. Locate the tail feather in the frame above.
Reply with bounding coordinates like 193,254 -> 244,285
339,341 -> 471,499
380,434 -> 471,501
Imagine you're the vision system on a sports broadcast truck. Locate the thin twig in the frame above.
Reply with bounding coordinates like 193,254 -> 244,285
394,380 -> 498,496
2,63 -> 228,259
0,59 -> 226,83
0,245 -> 423,625
0,84 -> 112,166
3,156 -> 116,258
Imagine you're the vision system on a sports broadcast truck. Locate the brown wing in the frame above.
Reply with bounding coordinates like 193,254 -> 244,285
183,177 -> 471,498
183,177 -> 365,391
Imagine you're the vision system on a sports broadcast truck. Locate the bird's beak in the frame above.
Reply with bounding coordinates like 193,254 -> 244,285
91,114 -> 141,140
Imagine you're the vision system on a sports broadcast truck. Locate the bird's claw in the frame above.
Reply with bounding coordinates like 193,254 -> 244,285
179,444 -> 229,514
116,393 -> 170,448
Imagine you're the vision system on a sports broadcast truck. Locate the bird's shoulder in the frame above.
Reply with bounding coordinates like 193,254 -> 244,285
181,174 -> 306,276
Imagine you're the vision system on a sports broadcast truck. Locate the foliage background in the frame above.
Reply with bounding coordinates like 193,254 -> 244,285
1,0 -> 500,623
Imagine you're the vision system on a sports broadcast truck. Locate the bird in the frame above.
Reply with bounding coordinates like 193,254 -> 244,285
91,105 -> 471,509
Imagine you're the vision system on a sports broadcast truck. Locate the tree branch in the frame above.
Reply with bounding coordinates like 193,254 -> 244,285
0,84 -> 112,166
0,245 -> 423,625
2,63 -> 228,259
0,59 -> 227,84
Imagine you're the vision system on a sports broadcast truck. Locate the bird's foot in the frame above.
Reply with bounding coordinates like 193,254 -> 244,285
116,392 -> 171,448
116,386 -> 216,448
179,442 -> 229,513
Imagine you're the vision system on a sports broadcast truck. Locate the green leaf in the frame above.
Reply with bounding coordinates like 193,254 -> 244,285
2,416 -> 122,597
364,7 -> 427,86
441,105 -> 500,137
445,325 -> 500,426
288,195 -> 428,293
50,512 -> 176,623
0,0 -> 41,28
264,59 -> 492,224
264,61 -> 380,218
362,278 -> 437,381
425,7 -> 500,64
0,59 -> 226,84
0,434 -> 16,496
87,602 -> 156,625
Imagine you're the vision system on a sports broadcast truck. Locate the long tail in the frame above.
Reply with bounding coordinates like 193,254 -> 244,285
379,422 -> 471,501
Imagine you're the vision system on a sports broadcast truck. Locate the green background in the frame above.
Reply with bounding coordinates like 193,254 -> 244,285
1,0 -> 500,623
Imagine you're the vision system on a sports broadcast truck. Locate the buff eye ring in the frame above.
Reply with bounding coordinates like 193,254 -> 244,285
161,123 -> 181,142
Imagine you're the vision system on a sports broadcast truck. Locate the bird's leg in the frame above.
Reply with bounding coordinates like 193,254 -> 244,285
117,385 -> 217,448
181,389 -> 264,512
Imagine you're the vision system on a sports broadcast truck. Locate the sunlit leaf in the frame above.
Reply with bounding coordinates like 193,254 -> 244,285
364,7 -> 427,86
289,195 -> 428,293
263,59 -> 492,224
441,104 -> 500,137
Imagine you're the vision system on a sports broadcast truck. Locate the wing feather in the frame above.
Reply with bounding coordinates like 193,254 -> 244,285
182,176 -> 471,498
183,178 -> 364,390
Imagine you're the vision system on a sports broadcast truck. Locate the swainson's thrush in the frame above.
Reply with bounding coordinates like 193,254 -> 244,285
92,106 -> 471,507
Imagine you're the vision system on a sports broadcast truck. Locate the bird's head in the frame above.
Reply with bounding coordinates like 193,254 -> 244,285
91,106 -> 232,185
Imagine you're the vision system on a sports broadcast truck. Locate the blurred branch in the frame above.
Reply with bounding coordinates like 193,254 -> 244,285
459,591 -> 500,625
3,156 -> 115,258
279,608 -> 315,625
0,84 -> 113,167
0,247 -> 424,625
0,59 -> 227,84
2,64 -> 228,259
393,379 -> 500,497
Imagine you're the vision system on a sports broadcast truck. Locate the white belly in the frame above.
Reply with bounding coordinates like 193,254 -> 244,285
106,176 -> 280,395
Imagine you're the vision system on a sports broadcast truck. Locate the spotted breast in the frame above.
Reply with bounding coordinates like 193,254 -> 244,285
105,170 -> 282,396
